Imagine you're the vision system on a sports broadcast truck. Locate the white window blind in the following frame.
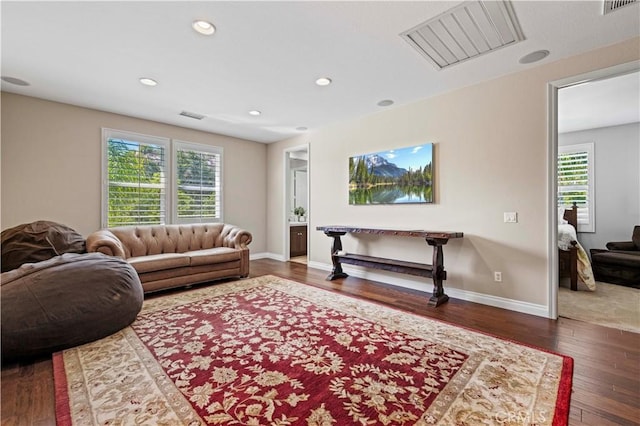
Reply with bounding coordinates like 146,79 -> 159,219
103,129 -> 169,227
558,142 -> 595,232
173,141 -> 222,223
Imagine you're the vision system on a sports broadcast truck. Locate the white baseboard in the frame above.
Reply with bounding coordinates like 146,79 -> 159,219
307,260 -> 549,318
250,252 -> 285,261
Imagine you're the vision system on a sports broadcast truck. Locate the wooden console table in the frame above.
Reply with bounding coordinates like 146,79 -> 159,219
316,226 -> 463,307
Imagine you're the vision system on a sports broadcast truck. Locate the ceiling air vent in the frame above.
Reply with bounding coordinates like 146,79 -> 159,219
179,110 -> 206,120
603,0 -> 638,14
401,0 -> 524,70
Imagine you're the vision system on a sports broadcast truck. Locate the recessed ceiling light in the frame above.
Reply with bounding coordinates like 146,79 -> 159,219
519,50 -> 550,64
377,99 -> 394,107
248,110 -> 261,116
192,20 -> 215,35
315,77 -> 332,86
296,127 -> 308,131
139,77 -> 158,86
1,76 -> 30,86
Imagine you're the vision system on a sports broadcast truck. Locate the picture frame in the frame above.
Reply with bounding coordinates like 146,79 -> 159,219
348,143 -> 433,205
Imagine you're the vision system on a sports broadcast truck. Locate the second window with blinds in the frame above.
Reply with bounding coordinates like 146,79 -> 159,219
102,128 -> 223,228
173,140 -> 222,224
558,142 -> 594,233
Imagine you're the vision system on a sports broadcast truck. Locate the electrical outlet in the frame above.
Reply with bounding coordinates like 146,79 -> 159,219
504,212 -> 518,223
494,271 -> 502,282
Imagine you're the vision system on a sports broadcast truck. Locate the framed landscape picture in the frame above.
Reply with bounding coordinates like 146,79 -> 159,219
349,143 -> 433,205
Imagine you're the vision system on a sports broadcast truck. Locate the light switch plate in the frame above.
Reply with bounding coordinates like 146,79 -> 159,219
504,212 -> 518,223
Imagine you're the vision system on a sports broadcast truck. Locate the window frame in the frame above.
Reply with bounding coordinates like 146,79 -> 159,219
102,129 -> 224,228
557,142 -> 595,233
172,140 -> 224,224
101,128 -> 171,228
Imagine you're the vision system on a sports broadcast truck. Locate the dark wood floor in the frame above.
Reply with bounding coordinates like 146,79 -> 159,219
2,259 -> 639,425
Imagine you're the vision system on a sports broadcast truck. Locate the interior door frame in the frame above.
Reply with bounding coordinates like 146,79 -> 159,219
546,59 -> 639,319
283,144 -> 310,261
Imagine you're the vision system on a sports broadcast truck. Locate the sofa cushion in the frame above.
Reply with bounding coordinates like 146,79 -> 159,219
127,253 -> 190,274
187,247 -> 241,266
591,250 -> 640,268
606,241 -> 637,251
633,225 -> 640,250
1,221 -> 86,272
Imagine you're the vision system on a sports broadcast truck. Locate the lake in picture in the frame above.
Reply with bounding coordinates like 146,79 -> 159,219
349,143 -> 433,205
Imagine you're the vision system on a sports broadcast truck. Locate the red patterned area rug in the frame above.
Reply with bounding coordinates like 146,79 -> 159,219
53,275 -> 572,425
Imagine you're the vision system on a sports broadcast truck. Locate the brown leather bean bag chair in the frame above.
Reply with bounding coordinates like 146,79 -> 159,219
1,252 -> 143,361
1,220 -> 86,272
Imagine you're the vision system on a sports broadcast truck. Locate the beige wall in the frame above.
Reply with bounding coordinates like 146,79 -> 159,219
2,37 -> 638,312
1,93 -> 267,253
267,37 -> 640,310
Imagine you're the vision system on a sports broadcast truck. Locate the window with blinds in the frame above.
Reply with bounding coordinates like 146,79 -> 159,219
174,141 -> 222,223
103,130 -> 224,226
103,130 -> 169,227
558,142 -> 595,232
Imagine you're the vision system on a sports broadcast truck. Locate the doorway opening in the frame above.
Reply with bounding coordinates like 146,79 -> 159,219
548,60 -> 639,324
283,145 -> 309,263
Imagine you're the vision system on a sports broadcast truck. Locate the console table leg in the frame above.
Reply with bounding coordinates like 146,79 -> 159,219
325,231 -> 348,280
426,238 -> 449,306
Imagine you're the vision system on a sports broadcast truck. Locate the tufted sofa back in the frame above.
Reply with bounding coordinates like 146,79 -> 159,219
106,223 -> 250,259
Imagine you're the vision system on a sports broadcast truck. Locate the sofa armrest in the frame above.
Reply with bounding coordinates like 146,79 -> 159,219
222,225 -> 253,249
86,230 -> 126,258
606,241 -> 636,251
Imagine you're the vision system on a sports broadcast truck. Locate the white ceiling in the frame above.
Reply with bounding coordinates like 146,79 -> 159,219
558,70 -> 640,134
1,1 -> 639,143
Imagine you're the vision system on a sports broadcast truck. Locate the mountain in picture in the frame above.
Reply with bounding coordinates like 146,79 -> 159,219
362,154 -> 408,178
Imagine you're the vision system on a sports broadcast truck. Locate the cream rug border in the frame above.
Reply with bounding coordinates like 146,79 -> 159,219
59,275 -> 568,425
61,328 -> 201,425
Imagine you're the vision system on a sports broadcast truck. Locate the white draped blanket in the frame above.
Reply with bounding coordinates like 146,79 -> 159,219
558,224 -> 577,251
558,224 -> 596,291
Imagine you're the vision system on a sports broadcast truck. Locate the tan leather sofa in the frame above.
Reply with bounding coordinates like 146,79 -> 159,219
86,223 -> 252,293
